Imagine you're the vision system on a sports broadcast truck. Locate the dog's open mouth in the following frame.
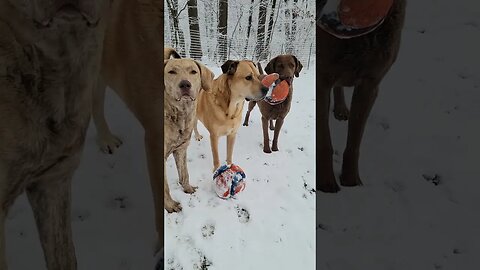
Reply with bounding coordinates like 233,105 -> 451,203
36,4 -> 100,28
176,95 -> 195,101
280,77 -> 292,86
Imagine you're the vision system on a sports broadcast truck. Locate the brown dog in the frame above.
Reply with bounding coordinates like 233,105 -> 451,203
90,0 -> 166,253
194,60 -> 268,171
0,0 -> 109,268
164,56 -> 214,212
317,0 -> 406,192
243,55 -> 303,153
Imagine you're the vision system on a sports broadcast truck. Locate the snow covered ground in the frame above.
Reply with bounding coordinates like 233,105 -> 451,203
164,65 -> 316,270
4,65 -> 316,269
318,0 -> 480,269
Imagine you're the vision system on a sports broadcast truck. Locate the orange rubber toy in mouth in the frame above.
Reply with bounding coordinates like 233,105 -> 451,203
261,73 -> 290,105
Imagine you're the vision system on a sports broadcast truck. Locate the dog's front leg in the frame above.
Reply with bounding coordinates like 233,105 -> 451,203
333,86 -> 350,121
271,118 -> 284,151
193,117 -> 203,141
318,81 -> 339,193
261,116 -> 272,153
226,133 -> 236,165
340,81 -> 379,187
163,158 -> 182,213
209,134 -> 220,171
243,101 -> 256,126
173,147 -> 197,194
26,176 -> 77,270
144,131 -> 171,264
92,77 -> 122,154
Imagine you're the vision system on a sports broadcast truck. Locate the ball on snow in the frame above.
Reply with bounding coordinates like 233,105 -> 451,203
213,163 -> 246,199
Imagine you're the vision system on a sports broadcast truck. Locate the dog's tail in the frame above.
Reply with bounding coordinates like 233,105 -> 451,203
164,47 -> 181,60
257,62 -> 265,75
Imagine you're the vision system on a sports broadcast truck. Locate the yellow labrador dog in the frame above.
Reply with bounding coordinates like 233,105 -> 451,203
164,56 -> 214,212
89,0 -> 169,258
194,60 -> 268,171
0,0 -> 109,269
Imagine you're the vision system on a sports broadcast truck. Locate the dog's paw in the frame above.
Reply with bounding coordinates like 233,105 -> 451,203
263,147 -> 272,154
97,133 -> 123,154
242,122 -> 249,126
318,180 -> 341,193
339,173 -> 363,187
272,145 -> 279,152
194,134 -> 203,141
182,185 -> 198,194
165,199 -> 182,213
333,106 -> 349,121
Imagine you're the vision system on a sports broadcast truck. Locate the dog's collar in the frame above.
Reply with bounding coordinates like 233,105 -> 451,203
317,0 -> 393,39
264,98 -> 286,106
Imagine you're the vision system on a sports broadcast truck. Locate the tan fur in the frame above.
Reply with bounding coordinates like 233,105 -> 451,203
164,47 -> 181,59
89,0 -> 168,254
194,60 -> 267,171
0,0 -> 109,269
163,58 -> 214,212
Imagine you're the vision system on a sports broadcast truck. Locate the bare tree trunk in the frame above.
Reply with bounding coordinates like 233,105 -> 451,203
187,0 -> 203,60
244,0 -> 255,58
166,0 -> 177,46
265,0 -> 278,57
166,0 -> 187,56
217,0 -> 228,63
290,0 -> 298,53
284,0 -> 292,53
256,0 -> 268,60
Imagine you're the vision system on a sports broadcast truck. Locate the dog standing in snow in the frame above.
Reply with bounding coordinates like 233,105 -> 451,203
317,0 -> 407,192
0,0 -> 109,268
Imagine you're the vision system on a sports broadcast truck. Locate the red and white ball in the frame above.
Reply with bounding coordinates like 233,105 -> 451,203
213,163 -> 246,199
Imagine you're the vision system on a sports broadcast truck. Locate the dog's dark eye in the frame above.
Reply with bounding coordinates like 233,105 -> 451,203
191,70 -> 198,74
246,75 -> 253,81
168,70 -> 177,74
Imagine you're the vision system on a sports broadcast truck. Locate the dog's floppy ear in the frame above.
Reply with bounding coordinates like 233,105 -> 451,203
221,60 -> 239,75
264,57 -> 277,74
164,48 -> 181,60
292,55 -> 303,77
195,61 -> 215,91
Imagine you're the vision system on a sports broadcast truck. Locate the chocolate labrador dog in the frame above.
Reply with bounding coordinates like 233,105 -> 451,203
317,0 -> 406,192
243,55 -> 303,153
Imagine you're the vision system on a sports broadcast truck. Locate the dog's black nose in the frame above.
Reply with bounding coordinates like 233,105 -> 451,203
261,86 -> 269,95
179,80 -> 191,90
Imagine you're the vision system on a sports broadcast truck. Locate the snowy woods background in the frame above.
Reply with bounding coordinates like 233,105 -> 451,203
165,0 -> 316,67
